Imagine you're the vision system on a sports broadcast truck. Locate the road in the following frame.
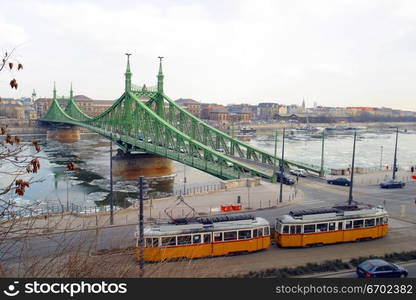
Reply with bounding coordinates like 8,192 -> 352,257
314,261 -> 416,278
1,177 -> 415,271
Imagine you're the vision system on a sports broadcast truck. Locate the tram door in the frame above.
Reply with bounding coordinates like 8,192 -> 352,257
256,228 -> 263,249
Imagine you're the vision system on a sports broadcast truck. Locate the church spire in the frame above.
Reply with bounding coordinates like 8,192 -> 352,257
125,53 -> 132,92
157,56 -> 164,93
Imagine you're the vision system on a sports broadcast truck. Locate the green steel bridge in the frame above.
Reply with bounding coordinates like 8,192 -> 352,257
40,56 -> 323,181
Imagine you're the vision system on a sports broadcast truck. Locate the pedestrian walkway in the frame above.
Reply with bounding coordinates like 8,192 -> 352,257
2,180 -> 303,238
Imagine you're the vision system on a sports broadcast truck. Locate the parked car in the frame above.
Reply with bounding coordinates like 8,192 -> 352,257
380,180 -> 405,189
275,171 -> 296,185
327,177 -> 351,186
226,161 -> 234,168
356,259 -> 408,278
289,168 -> 307,177
215,148 -> 225,153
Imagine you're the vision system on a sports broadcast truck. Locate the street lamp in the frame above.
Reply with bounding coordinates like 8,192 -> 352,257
380,145 -> 383,170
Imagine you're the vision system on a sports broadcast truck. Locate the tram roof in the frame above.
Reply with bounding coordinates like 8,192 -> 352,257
143,216 -> 269,236
277,205 -> 388,224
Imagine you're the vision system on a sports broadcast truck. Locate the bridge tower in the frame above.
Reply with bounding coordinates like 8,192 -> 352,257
125,53 -> 132,92
53,81 -> 57,100
156,56 -> 165,117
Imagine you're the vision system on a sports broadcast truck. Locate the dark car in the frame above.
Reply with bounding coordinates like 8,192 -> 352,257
275,171 -> 296,185
356,259 -> 408,278
327,177 -> 351,186
380,180 -> 405,189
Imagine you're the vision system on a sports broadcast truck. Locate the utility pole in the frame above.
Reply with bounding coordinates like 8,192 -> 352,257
380,145 -> 383,170
272,128 -> 278,183
138,176 -> 145,277
183,164 -> 187,195
320,129 -> 325,177
110,139 -> 114,225
279,128 -> 285,203
348,131 -> 357,206
392,128 -> 399,181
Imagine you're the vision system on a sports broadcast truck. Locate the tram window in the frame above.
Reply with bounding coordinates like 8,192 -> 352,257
290,226 -> 296,234
253,229 -> 258,238
214,232 -> 223,242
264,227 -> 270,235
365,219 -> 375,227
145,238 -> 152,247
224,231 -> 237,241
238,230 -> 251,240
304,224 -> 315,233
383,216 -> 388,224
276,222 -> 282,232
161,236 -> 176,246
338,222 -> 343,230
345,221 -> 352,229
177,235 -> 192,245
295,226 -> 301,234
257,228 -> 263,237
192,235 -> 201,244
152,238 -> 159,247
353,220 -> 364,228
329,222 -> 336,231
283,226 -> 289,234
203,234 -> 211,243
376,218 -> 381,225
317,223 -> 328,232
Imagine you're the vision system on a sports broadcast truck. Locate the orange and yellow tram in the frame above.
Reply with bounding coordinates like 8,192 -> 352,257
275,205 -> 388,247
135,215 -> 270,262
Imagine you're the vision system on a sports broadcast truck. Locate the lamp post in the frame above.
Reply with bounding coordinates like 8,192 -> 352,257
138,176 -> 149,277
392,128 -> 399,181
279,128 -> 286,203
272,128 -> 278,183
348,132 -> 357,206
380,145 -> 383,170
320,129 -> 325,177
110,139 -> 114,225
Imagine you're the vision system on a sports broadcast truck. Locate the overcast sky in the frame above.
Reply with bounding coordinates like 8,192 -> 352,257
1,0 -> 416,110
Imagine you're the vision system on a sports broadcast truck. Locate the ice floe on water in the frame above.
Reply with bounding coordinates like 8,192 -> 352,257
86,192 -> 109,202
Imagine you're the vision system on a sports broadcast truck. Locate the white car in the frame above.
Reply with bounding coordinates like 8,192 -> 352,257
289,168 -> 307,177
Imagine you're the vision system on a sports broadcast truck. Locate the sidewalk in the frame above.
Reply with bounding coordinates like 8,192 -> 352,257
2,181 -> 303,238
326,170 -> 415,185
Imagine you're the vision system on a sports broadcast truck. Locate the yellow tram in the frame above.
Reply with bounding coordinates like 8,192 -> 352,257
135,215 -> 270,262
275,204 -> 388,247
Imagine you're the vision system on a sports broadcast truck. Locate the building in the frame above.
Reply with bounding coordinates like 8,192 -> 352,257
200,104 -> 227,120
0,98 -> 25,119
258,102 -> 280,120
91,100 -> 116,117
175,98 -> 201,118
34,98 -> 53,118
209,108 -> 229,122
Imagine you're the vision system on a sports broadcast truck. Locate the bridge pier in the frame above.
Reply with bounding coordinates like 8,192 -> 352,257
46,127 -> 80,143
112,151 -> 175,181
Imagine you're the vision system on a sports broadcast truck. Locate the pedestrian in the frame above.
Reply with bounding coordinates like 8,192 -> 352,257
411,166 -> 414,173
296,175 -> 299,183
